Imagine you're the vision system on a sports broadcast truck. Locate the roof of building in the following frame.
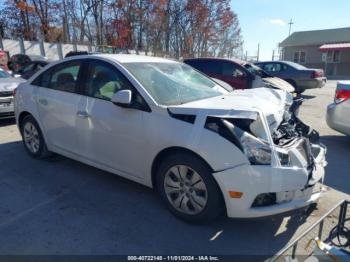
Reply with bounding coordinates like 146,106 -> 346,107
280,27 -> 350,47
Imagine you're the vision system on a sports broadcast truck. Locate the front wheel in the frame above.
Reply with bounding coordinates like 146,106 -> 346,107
20,115 -> 51,159
156,153 -> 224,223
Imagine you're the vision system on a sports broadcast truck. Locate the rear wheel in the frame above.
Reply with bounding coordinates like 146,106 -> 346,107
156,153 -> 224,223
20,115 -> 51,159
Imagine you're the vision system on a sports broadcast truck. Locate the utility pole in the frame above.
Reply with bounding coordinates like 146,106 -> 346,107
288,19 -> 294,36
257,43 -> 260,62
272,50 -> 275,61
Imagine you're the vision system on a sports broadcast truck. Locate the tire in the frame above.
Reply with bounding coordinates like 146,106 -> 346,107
20,115 -> 51,159
156,153 -> 224,223
286,79 -> 304,94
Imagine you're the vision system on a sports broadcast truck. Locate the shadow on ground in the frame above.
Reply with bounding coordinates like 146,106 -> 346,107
0,117 -> 15,127
0,141 -> 317,256
321,135 -> 350,195
301,94 -> 316,100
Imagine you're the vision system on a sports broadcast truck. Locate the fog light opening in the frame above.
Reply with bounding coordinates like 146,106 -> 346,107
252,193 -> 276,207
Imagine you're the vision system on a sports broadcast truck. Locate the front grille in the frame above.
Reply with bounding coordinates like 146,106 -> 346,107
0,91 -> 13,97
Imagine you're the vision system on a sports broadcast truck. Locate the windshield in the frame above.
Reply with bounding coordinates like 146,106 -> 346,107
244,63 -> 269,78
123,62 -> 226,105
283,61 -> 307,70
0,70 -> 11,78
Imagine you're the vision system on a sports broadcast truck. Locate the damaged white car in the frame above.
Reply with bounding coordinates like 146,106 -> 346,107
14,54 -> 327,222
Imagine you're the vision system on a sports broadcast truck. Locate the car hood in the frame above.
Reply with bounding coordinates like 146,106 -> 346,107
263,77 -> 295,93
0,78 -> 26,91
168,88 -> 293,134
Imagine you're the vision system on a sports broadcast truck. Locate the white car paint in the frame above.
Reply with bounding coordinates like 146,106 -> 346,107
14,54 -> 326,218
0,68 -> 25,116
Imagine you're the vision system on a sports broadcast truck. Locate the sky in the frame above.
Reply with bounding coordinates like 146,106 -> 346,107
232,0 -> 350,61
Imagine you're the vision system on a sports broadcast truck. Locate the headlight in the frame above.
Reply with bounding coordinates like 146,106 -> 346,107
222,119 -> 272,165
240,132 -> 271,165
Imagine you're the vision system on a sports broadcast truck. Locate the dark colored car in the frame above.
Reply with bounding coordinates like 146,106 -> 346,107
65,51 -> 97,58
7,54 -> 48,74
16,60 -> 49,79
183,57 -> 295,93
255,61 -> 327,93
7,54 -> 31,73
184,57 -> 254,89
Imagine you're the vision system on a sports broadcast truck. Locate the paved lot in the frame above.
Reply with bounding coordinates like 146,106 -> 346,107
0,80 -> 349,256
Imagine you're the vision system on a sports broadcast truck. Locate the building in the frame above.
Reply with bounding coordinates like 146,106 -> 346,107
280,27 -> 350,77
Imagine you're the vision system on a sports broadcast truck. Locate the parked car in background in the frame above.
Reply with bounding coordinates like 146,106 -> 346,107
326,81 -> 350,135
0,68 -> 25,117
16,60 -> 49,79
183,57 -> 295,93
7,54 -> 48,74
15,54 -> 326,222
255,61 -> 327,93
0,50 -> 10,71
65,51 -> 97,58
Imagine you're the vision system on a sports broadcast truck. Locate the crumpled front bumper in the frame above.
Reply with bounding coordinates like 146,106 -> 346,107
213,143 -> 327,218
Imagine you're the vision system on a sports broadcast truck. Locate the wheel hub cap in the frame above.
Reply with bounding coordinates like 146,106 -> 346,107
23,122 -> 40,153
164,165 -> 208,215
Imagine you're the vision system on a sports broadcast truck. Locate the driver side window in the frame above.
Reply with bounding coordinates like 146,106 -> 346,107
84,61 -> 133,101
83,60 -> 150,112
221,62 -> 245,78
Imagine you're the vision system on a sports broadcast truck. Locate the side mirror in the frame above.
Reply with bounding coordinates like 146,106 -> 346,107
111,90 -> 132,107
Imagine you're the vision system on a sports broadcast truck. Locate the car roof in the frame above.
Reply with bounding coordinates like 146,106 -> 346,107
255,61 -> 283,63
92,54 -> 178,64
184,57 -> 247,66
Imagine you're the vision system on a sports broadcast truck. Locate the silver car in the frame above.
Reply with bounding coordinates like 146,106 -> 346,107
0,68 -> 25,117
255,61 -> 327,94
326,81 -> 350,135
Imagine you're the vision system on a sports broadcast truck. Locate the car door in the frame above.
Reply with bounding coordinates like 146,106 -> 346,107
33,59 -> 85,155
218,61 -> 247,89
77,59 -> 149,179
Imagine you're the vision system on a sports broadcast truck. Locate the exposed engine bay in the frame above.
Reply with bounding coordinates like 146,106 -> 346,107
272,97 -> 320,147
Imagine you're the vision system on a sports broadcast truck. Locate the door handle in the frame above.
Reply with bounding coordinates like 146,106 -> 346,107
77,111 -> 90,118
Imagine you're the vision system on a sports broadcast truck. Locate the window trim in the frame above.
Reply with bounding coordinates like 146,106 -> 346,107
31,59 -> 84,95
293,51 -> 307,64
82,58 -> 151,112
326,50 -> 341,63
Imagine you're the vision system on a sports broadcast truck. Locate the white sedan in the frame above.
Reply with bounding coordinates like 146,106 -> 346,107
14,54 -> 327,222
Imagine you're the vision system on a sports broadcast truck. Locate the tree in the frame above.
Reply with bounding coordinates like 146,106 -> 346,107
0,0 -> 243,58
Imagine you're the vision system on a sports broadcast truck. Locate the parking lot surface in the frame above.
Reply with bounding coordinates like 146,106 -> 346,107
0,80 -> 349,256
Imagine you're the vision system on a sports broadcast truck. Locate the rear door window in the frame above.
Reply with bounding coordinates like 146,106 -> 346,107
185,60 -> 220,75
262,63 -> 286,72
32,60 -> 82,93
